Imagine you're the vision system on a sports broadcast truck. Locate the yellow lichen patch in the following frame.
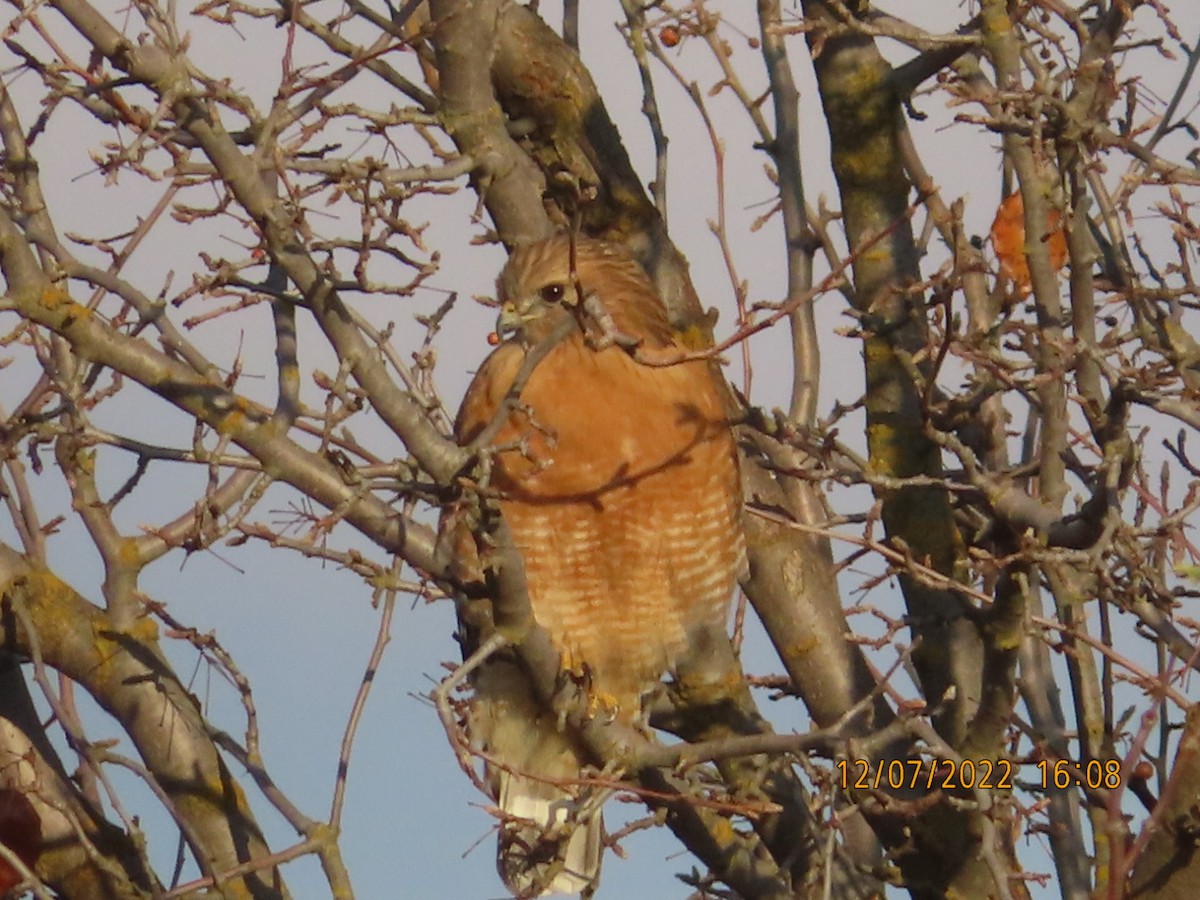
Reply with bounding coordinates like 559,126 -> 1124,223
175,790 -> 266,900
35,848 -> 114,900
865,421 -> 906,473
74,448 -> 96,476
862,337 -> 896,367
493,618 -> 532,645
674,324 -> 711,351
38,286 -> 72,310
11,569 -> 136,683
116,539 -> 142,569
38,287 -> 92,327
991,628 -> 1023,652
981,3 -> 1015,37
88,625 -> 128,679
857,246 -> 892,265
831,129 -> 897,186
675,667 -> 745,709
214,395 -> 269,438
20,569 -> 89,638
785,637 -> 821,658
125,614 -> 159,644
841,61 -> 886,98
707,813 -> 738,846
215,406 -> 246,437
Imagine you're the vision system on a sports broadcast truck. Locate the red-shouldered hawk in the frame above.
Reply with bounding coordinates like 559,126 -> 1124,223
453,235 -> 745,897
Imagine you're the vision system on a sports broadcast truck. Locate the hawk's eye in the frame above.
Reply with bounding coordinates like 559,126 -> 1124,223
539,283 -> 566,304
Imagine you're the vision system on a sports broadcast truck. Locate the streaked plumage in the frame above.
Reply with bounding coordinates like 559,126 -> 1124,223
453,235 -> 745,897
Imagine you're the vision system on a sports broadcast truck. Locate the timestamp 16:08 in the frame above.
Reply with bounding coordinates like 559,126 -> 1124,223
836,758 -> 1123,791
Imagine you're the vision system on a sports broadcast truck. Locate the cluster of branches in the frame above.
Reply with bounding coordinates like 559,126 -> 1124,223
0,0 -> 1198,898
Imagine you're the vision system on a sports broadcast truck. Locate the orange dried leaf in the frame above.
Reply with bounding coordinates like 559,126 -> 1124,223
989,191 -> 1067,296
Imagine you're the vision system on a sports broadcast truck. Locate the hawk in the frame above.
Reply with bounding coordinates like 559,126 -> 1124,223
452,235 -> 745,896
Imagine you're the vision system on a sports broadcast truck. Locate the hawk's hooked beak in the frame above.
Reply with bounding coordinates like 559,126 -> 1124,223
494,300 -> 521,341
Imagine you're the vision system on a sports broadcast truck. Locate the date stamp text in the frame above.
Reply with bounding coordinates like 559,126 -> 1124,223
836,758 -> 1122,791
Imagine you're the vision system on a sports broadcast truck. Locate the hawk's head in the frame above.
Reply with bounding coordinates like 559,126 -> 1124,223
494,235 -> 672,348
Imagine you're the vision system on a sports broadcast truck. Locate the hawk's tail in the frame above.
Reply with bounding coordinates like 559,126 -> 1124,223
496,767 -> 603,897
471,660 -> 604,897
